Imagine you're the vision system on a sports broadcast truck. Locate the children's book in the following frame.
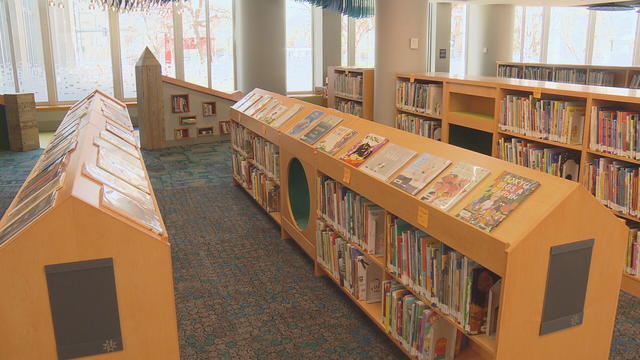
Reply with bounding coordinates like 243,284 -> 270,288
287,110 -> 325,137
262,104 -> 289,124
392,153 -> 452,195
457,171 -> 540,232
314,126 -> 358,155
361,143 -> 417,181
300,115 -> 343,145
420,163 -> 490,211
271,104 -> 304,128
340,133 -> 388,168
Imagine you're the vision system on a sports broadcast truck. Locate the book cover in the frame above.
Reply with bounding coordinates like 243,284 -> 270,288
420,163 -> 490,211
0,191 -> 56,246
466,267 -> 500,334
101,185 -> 163,234
232,92 -> 256,111
262,104 -> 289,124
314,126 -> 358,156
361,143 -> 417,181
486,279 -> 502,337
271,104 -> 304,128
340,133 -> 388,168
391,153 -> 452,196
457,171 -> 541,232
245,95 -> 272,116
254,98 -> 280,121
300,115 -> 343,145
287,110 -> 325,137
365,262 -> 383,303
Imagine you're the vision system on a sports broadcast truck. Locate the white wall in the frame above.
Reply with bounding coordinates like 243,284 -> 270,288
466,5 -> 514,77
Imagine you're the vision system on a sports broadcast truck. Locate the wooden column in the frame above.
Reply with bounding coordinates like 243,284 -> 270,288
5,93 -> 39,151
135,48 -> 165,150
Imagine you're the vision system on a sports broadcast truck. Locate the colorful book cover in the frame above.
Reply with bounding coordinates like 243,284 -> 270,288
253,98 -> 280,121
232,92 -> 255,110
236,93 -> 260,112
392,153 -> 452,196
361,143 -> 417,181
339,133 -> 388,168
245,95 -> 273,116
457,171 -> 541,232
287,110 -> 325,137
271,104 -> 304,128
262,104 -> 289,124
467,267 -> 500,334
300,115 -> 343,145
420,162 -> 490,211
314,126 -> 358,155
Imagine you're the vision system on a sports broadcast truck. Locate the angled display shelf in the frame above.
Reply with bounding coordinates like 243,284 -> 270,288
0,90 -> 179,359
231,88 -> 627,360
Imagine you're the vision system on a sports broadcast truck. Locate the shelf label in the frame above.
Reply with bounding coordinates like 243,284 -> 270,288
533,89 -> 542,99
261,124 -> 267,135
409,76 -> 415,83
417,207 -> 429,228
342,167 -> 351,184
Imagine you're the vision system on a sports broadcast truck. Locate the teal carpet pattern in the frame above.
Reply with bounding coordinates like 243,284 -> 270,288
0,142 -> 638,359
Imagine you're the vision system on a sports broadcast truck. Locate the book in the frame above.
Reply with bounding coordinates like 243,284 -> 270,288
253,98 -> 280,121
287,110 -> 325,137
486,279 -> 502,337
97,149 -> 149,192
314,126 -> 358,156
83,163 -> 153,205
99,130 -> 139,158
466,267 -> 500,334
232,92 -> 256,111
270,104 -> 304,128
101,185 -> 163,234
237,93 -> 262,113
361,143 -> 417,181
365,261 -> 383,303
300,115 -> 343,145
106,123 -> 136,146
420,163 -> 490,211
340,133 -> 388,168
457,171 -> 541,232
0,191 -> 56,246
391,153 -> 452,195
245,95 -> 273,117
262,104 -> 288,124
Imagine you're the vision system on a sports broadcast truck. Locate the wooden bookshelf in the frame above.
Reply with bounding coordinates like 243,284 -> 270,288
327,66 -> 374,120
231,88 -> 627,359
394,71 -> 640,299
174,127 -> 190,140
170,93 -> 190,113
497,61 -> 640,89
197,126 -> 215,137
0,90 -> 179,359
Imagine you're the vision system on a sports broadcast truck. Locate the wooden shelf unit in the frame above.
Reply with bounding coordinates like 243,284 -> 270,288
327,66 -> 374,120
497,61 -> 640,89
0,90 -> 179,359
231,88 -> 627,359
394,71 -> 640,298
394,74 -> 445,141
170,93 -> 190,113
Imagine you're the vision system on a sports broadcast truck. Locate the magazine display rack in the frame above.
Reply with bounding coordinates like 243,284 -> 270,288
231,88 -> 627,360
0,90 -> 179,359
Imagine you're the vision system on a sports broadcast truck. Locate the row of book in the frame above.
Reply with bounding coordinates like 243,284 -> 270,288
555,68 -> 587,85
233,93 -> 304,129
395,113 -> 442,141
383,280 -> 466,359
395,80 -> 443,115
316,220 -> 383,303
497,137 -> 580,181
584,157 -> 640,218
231,152 -> 280,212
497,65 -> 521,79
334,73 -> 364,99
252,136 -> 280,181
499,94 -> 585,145
626,225 -> 640,278
172,95 -> 189,113
589,107 -> 640,161
523,67 -> 553,81
630,74 -> 640,89
335,98 -> 363,117
587,71 -> 615,87
387,216 -> 501,336
318,176 -> 385,257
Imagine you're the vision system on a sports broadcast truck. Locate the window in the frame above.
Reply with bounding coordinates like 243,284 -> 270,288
183,0 -> 208,87
592,10 -> 638,66
49,0 -> 114,101
354,17 -> 375,67
0,4 -> 15,94
285,0 -> 313,92
341,15 -> 348,66
547,7 -> 589,65
522,7 -> 543,63
512,6 -> 523,62
208,0 -> 234,92
450,3 -> 467,75
7,0 -> 48,102
119,9 -> 175,99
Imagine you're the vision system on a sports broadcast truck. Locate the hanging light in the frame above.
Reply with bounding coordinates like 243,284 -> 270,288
295,0 -> 375,18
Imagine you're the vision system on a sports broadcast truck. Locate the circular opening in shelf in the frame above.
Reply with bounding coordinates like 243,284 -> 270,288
287,157 -> 310,231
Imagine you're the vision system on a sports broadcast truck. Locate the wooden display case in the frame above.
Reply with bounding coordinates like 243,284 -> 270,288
327,66 -> 374,120
170,94 -> 190,113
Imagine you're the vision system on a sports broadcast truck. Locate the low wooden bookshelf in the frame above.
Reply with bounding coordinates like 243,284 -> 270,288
231,88 -> 627,359
327,66 -> 374,120
0,90 -> 179,359
497,61 -> 640,89
393,71 -> 640,299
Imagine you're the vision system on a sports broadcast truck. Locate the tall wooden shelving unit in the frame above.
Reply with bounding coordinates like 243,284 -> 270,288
497,61 -> 640,89
327,66 -> 375,120
393,72 -> 640,298
231,88 -> 627,359
0,90 -> 180,359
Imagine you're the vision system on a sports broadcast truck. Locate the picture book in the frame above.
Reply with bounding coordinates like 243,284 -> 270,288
231,92 -> 255,111
99,130 -> 139,158
271,104 -> 304,128
300,115 -> 343,145
391,153 -> 452,195
420,163 -> 490,211
83,163 -> 153,206
101,185 -> 163,234
314,126 -> 358,156
340,133 -> 388,168
245,95 -> 273,116
4,177 -> 61,225
0,191 -> 56,246
457,171 -> 541,232
287,110 -> 325,137
253,98 -> 280,121
237,94 -> 263,113
106,122 -> 136,146
97,149 -> 149,192
262,104 -> 289,124
466,267 -> 500,334
361,143 -> 417,181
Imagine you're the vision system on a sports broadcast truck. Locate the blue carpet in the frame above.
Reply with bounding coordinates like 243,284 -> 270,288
0,142 -> 638,359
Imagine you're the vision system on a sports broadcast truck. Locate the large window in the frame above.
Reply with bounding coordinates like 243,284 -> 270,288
0,4 -> 15,95
547,7 -> 589,64
450,3 -> 467,75
208,0 -> 234,92
354,17 -> 375,67
49,0 -> 114,101
285,0 -> 313,92
183,0 -> 208,87
522,7 -> 543,63
341,15 -> 349,66
592,10 -> 638,66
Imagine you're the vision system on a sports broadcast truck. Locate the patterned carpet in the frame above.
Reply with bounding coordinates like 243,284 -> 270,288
0,142 -> 639,359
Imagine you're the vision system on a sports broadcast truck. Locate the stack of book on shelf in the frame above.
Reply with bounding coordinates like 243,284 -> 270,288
587,71 -> 615,87
523,66 -> 553,81
554,68 -> 587,85
589,107 -> 640,160
395,80 -> 443,115
336,98 -> 363,117
172,95 -> 189,113
395,113 -> 442,140
499,95 -> 585,145
584,157 -> 639,219
497,65 -> 522,79
630,74 -> 640,89
497,138 -> 580,181
335,72 -> 363,99
626,225 -> 640,279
